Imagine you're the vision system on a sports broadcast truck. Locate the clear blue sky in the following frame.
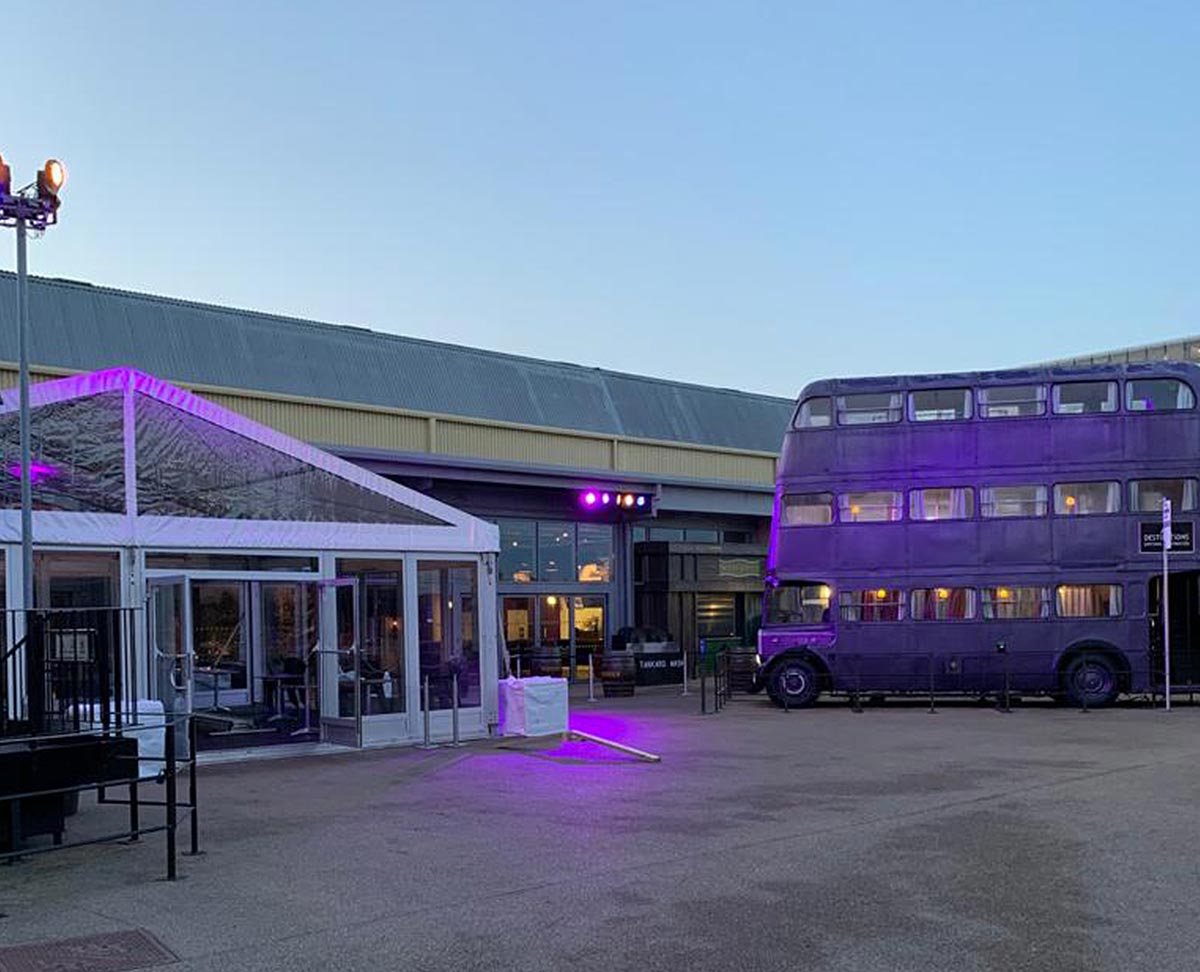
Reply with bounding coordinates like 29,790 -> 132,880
4,1 -> 1198,398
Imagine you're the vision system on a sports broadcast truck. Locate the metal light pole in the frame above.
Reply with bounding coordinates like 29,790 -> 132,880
0,155 -> 66,610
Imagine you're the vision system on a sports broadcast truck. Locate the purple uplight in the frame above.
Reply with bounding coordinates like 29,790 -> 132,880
6,461 -> 59,484
601,492 -> 611,505
582,490 -> 598,507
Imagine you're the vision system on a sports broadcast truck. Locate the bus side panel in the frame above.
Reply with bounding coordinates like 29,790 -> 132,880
980,520 -> 1052,565
836,525 -> 906,571
1125,414 -> 1200,463
1050,417 -> 1123,464
1053,519 -> 1125,564
906,521 -> 977,567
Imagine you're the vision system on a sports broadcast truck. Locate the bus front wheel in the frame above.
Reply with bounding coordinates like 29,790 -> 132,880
769,658 -> 821,708
1062,654 -> 1120,708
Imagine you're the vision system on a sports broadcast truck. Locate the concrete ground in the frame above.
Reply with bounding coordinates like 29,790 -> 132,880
3,689 -> 1200,972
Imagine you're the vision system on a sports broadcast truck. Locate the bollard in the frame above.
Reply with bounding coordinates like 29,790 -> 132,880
165,718 -> 177,881
515,656 -> 522,679
450,673 -> 465,748
188,715 -> 200,856
700,664 -> 707,714
419,676 -> 439,748
681,650 -> 689,697
128,778 -> 140,842
928,653 -> 937,714
588,654 -> 597,702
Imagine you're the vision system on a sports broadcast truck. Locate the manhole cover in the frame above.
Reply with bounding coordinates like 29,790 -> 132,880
0,929 -> 177,972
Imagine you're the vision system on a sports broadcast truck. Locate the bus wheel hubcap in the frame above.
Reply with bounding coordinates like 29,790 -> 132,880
781,669 -> 807,695
1078,665 -> 1107,695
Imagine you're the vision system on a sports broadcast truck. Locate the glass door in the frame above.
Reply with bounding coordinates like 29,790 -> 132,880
147,576 -> 191,734
418,561 -> 480,711
323,577 -> 362,747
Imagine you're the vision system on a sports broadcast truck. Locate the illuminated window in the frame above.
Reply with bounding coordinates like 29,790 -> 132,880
981,586 -> 1050,620
839,491 -> 903,523
837,392 -> 903,426
839,589 -> 904,622
978,384 -> 1046,418
908,388 -> 972,422
794,397 -> 832,428
782,492 -> 834,526
1056,584 -> 1123,618
1054,482 -> 1119,516
980,485 -> 1048,518
911,587 -> 976,620
498,520 -> 536,582
1052,381 -> 1118,415
575,523 -> 613,582
909,487 -> 974,521
764,583 -> 832,625
1130,479 -> 1198,513
1126,378 -> 1195,412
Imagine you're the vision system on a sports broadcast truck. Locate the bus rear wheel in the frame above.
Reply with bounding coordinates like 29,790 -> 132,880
1063,655 -> 1120,708
769,658 -> 821,708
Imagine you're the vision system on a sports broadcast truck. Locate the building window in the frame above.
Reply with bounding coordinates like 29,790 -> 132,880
909,487 -> 974,521
684,528 -> 720,543
909,388 -> 972,422
1054,481 -> 1120,516
782,492 -> 834,526
911,587 -> 976,620
1126,378 -> 1195,412
1052,381 -> 1118,415
538,522 -> 575,583
840,490 -> 903,523
697,594 -> 738,640
839,588 -> 904,622
723,529 -> 754,544
837,392 -> 903,426
1130,479 -> 1198,513
649,527 -> 686,542
1056,584 -> 1122,618
632,526 -> 648,542
795,397 -> 832,428
498,520 -> 537,583
978,384 -> 1046,418
980,485 -> 1048,518
981,586 -> 1050,620
576,523 -> 613,582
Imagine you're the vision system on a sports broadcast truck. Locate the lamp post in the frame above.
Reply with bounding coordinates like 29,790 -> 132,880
0,155 -> 66,610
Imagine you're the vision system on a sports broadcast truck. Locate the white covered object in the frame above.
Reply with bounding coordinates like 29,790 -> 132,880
68,699 -> 170,780
498,677 -> 569,737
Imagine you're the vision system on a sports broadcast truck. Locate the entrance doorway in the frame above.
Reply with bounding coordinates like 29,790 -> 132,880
1149,570 -> 1200,686
501,594 -> 606,678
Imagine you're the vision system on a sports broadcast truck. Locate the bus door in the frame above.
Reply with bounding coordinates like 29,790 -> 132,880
1149,571 -> 1200,687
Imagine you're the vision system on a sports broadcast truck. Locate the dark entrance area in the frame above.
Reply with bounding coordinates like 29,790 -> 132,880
1149,570 -> 1200,687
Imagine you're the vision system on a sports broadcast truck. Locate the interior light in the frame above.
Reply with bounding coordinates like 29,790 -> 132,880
875,588 -> 888,599
447,600 -> 454,610
850,505 -> 861,516
547,595 -> 558,606
1065,495 -> 1077,509
937,588 -> 949,600
997,588 -> 1011,600
818,585 -> 831,600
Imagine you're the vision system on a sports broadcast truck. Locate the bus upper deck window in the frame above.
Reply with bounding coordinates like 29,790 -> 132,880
980,485 -> 1048,518
795,397 -> 832,428
1054,481 -> 1120,516
782,493 -> 834,526
837,392 -> 902,426
840,490 -> 903,523
909,388 -> 972,422
1126,378 -> 1195,412
978,384 -> 1046,418
1052,380 -> 1118,415
1130,479 -> 1198,513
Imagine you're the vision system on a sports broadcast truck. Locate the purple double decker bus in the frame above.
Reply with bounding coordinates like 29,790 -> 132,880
754,362 -> 1200,708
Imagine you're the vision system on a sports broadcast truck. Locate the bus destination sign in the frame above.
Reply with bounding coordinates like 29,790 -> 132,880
1141,521 -> 1193,553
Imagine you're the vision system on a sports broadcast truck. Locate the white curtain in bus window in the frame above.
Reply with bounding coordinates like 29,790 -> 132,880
782,492 -> 833,526
1054,481 -> 1119,515
794,397 -> 832,428
1126,378 -> 1195,412
980,485 -> 1048,518
1056,584 -> 1122,618
978,384 -> 1047,418
911,587 -> 976,620
1052,381 -> 1118,415
840,490 -> 903,523
909,487 -> 974,520
908,388 -> 972,422
839,589 -> 904,622
1130,479 -> 1198,513
981,586 -> 1050,620
836,392 -> 902,426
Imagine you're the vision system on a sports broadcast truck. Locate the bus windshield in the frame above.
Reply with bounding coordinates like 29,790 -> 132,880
765,582 -> 832,626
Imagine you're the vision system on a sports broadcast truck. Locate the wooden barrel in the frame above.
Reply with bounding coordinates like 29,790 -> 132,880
531,647 -> 564,678
600,652 -> 636,697
727,647 -> 758,693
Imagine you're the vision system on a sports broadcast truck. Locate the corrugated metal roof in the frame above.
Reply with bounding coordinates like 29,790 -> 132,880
0,273 -> 793,453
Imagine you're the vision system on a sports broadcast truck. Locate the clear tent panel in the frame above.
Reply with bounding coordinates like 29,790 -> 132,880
0,391 -> 126,513
133,392 -> 448,524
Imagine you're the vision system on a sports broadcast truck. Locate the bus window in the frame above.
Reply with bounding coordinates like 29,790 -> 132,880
909,487 -> 974,521
765,582 -> 831,625
1054,481 -> 1119,516
840,490 -> 902,523
981,586 -> 1050,620
911,587 -> 976,620
978,384 -> 1046,418
1126,378 -> 1195,412
782,492 -> 834,526
795,397 -> 832,428
1130,479 -> 1198,513
1056,584 -> 1123,617
908,388 -> 972,422
840,589 -> 904,622
837,392 -> 902,426
980,485 -> 1047,518
1052,381 -> 1118,415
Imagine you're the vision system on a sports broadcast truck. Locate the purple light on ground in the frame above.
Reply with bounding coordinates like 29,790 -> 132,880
582,490 -> 598,507
6,461 -> 58,484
